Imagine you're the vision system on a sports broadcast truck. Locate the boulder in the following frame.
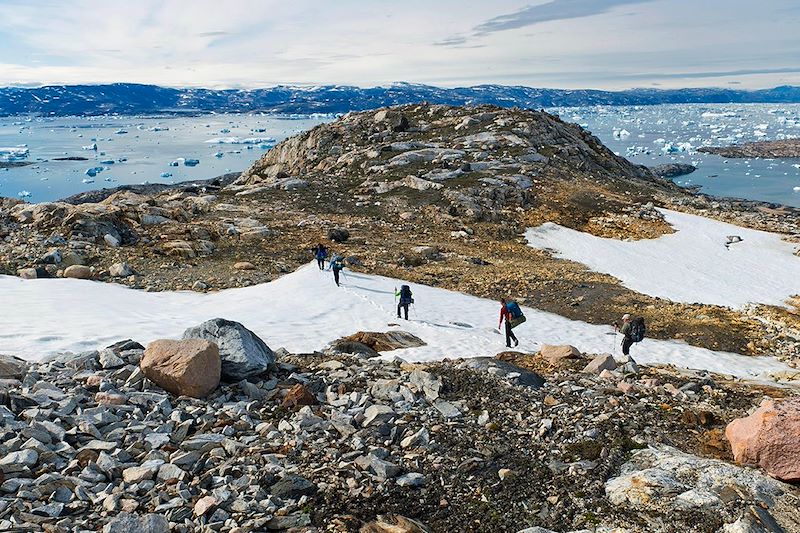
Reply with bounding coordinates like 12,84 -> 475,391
582,354 -> 617,374
373,109 -> 409,132
282,384 -> 318,409
140,339 -> 221,398
342,331 -> 426,352
539,345 -> 583,365
327,227 -> 350,243
725,398 -> 800,482
64,265 -> 93,279
605,444 -> 796,531
102,513 -> 169,533
182,318 -> 274,380
330,339 -> 380,358
109,262 -> 134,277
233,261 -> 256,270
361,515 -> 432,533
0,354 -> 29,379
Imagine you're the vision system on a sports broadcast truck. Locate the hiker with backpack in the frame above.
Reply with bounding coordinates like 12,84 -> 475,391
499,298 -> 525,348
396,285 -> 414,320
330,254 -> 345,286
617,313 -> 645,356
313,243 -> 328,270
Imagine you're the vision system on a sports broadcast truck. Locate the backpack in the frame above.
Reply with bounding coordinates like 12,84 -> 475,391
505,301 -> 523,319
630,317 -> 646,343
399,285 -> 413,304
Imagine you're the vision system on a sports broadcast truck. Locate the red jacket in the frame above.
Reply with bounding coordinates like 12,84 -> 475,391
499,304 -> 512,328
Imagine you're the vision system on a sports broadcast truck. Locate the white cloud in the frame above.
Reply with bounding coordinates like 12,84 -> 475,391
0,0 -> 798,89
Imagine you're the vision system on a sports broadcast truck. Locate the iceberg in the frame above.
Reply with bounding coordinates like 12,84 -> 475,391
184,158 -> 200,167
82,143 -> 98,151
85,166 -> 104,177
82,178 -> 95,184
0,146 -> 29,161
160,172 -> 172,178
17,190 -> 31,198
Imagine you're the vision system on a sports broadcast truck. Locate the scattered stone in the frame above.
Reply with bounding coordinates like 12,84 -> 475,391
234,261 -> 256,270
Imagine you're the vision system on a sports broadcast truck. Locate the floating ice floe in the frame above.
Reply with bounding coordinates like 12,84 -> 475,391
85,166 -> 104,177
204,137 -> 276,145
613,128 -> 630,139
100,159 -> 115,165
82,178 -> 94,184
160,172 -> 172,178
17,190 -> 31,198
82,143 -> 98,151
184,159 -> 200,167
0,145 -> 30,161
115,129 -> 128,135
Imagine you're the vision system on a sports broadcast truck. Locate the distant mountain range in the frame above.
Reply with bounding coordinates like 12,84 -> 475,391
2,82 -> 800,116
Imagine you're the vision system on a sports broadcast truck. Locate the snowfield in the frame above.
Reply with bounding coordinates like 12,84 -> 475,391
0,263 -> 791,380
526,209 -> 800,309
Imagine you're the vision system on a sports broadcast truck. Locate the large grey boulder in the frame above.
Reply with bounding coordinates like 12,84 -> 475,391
103,513 -> 169,533
0,354 -> 29,379
182,318 -> 273,380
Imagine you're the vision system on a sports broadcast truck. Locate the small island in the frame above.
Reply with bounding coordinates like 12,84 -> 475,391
698,138 -> 800,158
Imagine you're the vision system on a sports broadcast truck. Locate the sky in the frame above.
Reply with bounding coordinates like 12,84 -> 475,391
0,0 -> 799,90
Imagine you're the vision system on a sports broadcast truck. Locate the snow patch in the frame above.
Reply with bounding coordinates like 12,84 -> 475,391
0,263 -> 791,380
526,209 -> 800,309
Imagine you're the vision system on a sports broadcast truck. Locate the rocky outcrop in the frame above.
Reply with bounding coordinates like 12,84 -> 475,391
342,331 -> 426,352
726,397 -> 800,482
649,163 -> 696,178
182,318 -> 274,380
0,354 -> 28,379
699,139 -> 800,158
231,104 -> 672,221
140,339 -> 221,398
605,444 -> 800,532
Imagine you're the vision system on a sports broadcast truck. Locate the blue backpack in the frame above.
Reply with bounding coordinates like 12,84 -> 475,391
505,301 -> 523,319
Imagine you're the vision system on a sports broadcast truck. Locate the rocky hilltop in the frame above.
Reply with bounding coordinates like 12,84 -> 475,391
698,139 -> 800,159
1,104 -> 799,363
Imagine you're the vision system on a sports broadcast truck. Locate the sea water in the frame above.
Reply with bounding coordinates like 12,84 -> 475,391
552,103 -> 800,207
0,113 -> 328,201
1,104 -> 799,206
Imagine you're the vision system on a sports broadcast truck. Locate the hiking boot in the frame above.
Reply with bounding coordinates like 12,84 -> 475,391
514,338 -> 519,347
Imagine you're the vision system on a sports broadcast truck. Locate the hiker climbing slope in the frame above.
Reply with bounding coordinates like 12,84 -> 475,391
313,243 -> 328,270
330,254 -> 345,286
395,284 -> 414,320
617,313 -> 646,356
499,298 -> 525,348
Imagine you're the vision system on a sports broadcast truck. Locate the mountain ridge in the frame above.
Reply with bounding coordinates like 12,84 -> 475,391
2,82 -> 800,116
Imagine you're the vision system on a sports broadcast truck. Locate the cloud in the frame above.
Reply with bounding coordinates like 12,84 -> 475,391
197,31 -> 230,37
434,36 -> 468,47
473,0 -> 655,36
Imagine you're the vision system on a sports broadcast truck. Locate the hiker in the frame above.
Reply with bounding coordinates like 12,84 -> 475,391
616,313 -> 646,356
498,298 -> 522,348
330,254 -> 345,286
313,243 -> 328,270
396,284 -> 414,320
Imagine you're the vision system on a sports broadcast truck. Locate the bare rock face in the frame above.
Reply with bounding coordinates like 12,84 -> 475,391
140,339 -> 221,398
726,398 -> 800,482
